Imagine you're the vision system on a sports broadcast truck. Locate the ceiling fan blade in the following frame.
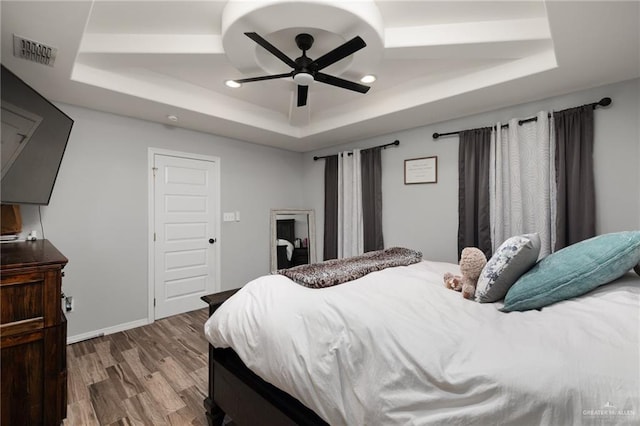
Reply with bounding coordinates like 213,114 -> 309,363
297,85 -> 308,107
310,36 -> 366,71
315,73 -> 370,94
245,32 -> 297,69
234,73 -> 292,83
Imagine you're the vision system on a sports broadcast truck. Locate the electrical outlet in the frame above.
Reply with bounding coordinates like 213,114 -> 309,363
65,295 -> 74,312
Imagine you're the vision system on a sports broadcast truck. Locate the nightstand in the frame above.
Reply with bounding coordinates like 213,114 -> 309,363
202,288 -> 241,317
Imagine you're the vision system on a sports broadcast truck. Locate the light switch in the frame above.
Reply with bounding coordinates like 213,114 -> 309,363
235,211 -> 240,222
223,212 -> 235,222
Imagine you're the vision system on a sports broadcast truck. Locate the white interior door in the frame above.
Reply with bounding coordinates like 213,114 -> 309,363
153,153 -> 220,319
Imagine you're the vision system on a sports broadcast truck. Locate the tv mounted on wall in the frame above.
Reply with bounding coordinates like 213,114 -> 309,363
1,64 -> 74,205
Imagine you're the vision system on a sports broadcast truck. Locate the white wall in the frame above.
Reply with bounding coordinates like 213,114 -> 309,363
20,105 -> 305,339
16,78 -> 639,340
302,78 -> 640,263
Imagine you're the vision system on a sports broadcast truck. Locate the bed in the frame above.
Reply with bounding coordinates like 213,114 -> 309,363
202,236 -> 640,425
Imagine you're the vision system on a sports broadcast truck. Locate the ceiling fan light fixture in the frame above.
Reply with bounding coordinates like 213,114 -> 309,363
225,79 -> 242,88
360,74 -> 376,83
293,72 -> 314,86
232,32 -> 370,107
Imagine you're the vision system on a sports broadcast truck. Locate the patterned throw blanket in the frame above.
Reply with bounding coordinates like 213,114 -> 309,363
277,247 -> 423,288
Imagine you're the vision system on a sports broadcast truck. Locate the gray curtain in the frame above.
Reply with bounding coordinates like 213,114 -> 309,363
458,128 -> 492,259
323,155 -> 338,260
361,147 -> 384,252
554,105 -> 595,250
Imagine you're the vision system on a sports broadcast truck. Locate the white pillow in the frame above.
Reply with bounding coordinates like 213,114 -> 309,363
475,233 -> 540,303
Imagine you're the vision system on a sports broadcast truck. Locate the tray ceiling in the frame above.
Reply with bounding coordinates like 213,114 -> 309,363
1,1 -> 638,151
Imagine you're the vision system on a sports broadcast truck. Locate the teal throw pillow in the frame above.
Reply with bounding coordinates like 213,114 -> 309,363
502,231 -> 640,312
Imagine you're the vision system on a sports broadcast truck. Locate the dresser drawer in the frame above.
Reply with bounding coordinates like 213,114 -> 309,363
0,268 -> 62,337
1,329 -> 45,425
1,271 -> 44,323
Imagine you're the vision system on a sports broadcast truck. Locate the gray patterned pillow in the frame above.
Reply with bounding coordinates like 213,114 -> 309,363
475,233 -> 541,303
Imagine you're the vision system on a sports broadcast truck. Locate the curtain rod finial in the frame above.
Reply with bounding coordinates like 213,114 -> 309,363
432,133 -> 440,139
599,97 -> 612,107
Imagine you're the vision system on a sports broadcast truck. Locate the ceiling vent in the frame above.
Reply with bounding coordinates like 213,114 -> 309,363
13,34 -> 57,67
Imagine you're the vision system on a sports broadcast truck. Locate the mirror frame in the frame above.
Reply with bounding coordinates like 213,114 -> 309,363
270,208 -> 316,272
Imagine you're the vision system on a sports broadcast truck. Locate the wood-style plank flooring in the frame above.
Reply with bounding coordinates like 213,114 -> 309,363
63,308 -> 211,425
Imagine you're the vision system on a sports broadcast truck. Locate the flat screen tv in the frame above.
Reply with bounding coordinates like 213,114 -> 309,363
1,64 -> 73,205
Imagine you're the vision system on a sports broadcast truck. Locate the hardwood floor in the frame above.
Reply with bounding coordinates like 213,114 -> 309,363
64,308 -> 211,425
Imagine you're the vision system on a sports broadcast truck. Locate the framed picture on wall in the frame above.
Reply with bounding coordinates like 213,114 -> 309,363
404,156 -> 437,184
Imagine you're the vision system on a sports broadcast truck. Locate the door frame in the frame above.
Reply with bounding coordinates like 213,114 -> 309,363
147,147 -> 221,323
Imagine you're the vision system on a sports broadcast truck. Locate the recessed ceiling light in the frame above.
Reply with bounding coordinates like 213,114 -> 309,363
167,115 -> 178,122
360,75 -> 376,84
225,80 -> 241,88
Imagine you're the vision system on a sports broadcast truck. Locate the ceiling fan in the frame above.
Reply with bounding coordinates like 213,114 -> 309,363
233,32 -> 371,107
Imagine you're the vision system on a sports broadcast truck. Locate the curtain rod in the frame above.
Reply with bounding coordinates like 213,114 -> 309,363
432,97 -> 612,140
313,139 -> 400,161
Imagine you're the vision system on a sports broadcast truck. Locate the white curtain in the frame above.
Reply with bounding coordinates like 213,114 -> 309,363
337,149 -> 364,258
490,111 -> 556,257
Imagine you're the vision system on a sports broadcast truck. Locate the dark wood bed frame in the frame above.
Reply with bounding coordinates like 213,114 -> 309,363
202,290 -> 328,426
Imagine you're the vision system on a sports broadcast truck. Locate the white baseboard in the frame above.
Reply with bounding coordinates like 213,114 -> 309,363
67,318 -> 151,344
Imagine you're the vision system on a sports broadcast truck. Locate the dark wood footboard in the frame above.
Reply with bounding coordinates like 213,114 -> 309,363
202,290 -> 327,426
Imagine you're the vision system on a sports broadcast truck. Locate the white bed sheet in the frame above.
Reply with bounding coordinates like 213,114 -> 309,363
204,260 -> 640,425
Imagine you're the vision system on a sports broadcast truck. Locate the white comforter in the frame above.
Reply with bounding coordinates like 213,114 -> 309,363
204,260 -> 640,425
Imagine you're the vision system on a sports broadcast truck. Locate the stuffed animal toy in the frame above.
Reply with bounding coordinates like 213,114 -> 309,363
443,272 -> 462,291
443,247 -> 487,300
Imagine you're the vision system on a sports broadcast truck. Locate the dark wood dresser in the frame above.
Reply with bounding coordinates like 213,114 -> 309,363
1,239 -> 68,425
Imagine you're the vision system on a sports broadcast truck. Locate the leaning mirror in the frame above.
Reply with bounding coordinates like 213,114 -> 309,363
270,209 -> 316,272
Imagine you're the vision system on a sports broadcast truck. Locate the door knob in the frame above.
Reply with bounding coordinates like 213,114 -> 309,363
209,238 -> 216,244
